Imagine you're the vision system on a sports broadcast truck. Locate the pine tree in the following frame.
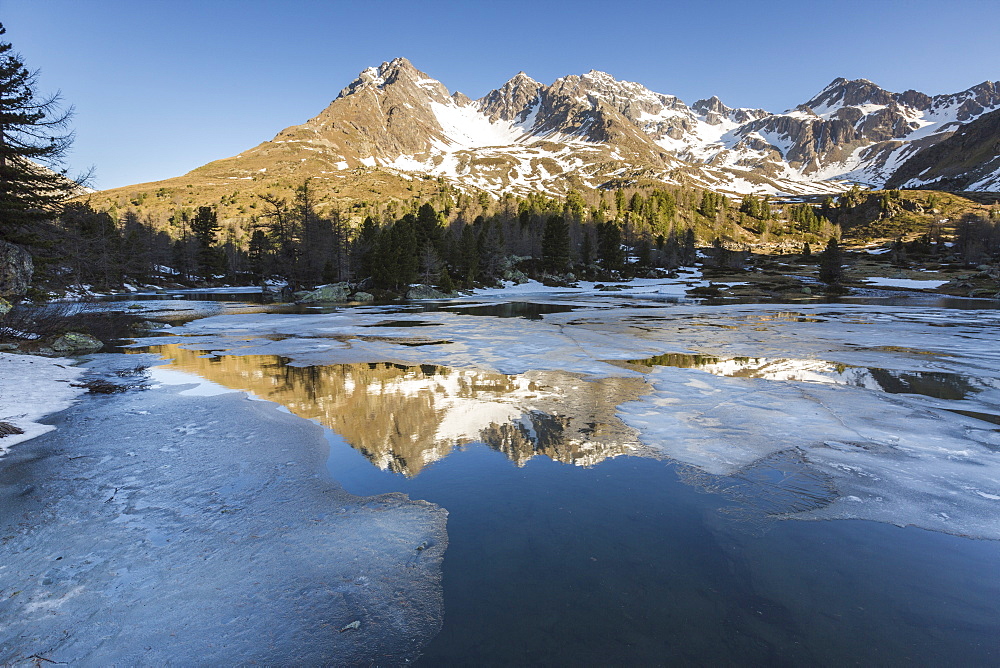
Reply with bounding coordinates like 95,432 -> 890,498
476,217 -> 505,283
371,218 -> 418,291
458,224 -> 480,287
761,195 -> 773,220
295,179 -> 333,284
419,244 -> 441,285
169,210 -> 194,281
258,193 -> 299,284
120,210 -> 155,283
635,237 -> 651,268
681,228 -> 697,266
597,221 -> 624,273
247,228 -> 271,283
660,191 -> 677,222
541,215 -> 570,273
352,215 -> 380,280
629,192 -> 644,214
0,23 -> 78,244
820,197 -> 835,222
436,266 -> 455,293
564,190 -> 586,223
614,189 -> 626,218
415,202 -> 443,250
189,206 -> 222,280
818,236 -> 844,287
699,191 -> 717,218
664,232 -> 681,269
60,202 -> 118,288
580,228 -> 593,266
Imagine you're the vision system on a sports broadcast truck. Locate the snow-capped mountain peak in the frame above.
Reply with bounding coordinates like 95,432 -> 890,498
181,59 -> 1000,197
801,77 -> 895,117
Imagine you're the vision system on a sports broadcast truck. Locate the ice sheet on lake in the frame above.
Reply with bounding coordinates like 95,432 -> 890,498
864,277 -> 949,289
0,352 -> 85,453
0,355 -> 447,665
471,272 -> 707,298
135,308 -> 666,377
132,301 -> 1000,539
617,366 -> 1000,538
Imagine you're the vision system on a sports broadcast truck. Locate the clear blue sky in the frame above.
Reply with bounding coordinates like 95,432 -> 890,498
4,0 -> 998,190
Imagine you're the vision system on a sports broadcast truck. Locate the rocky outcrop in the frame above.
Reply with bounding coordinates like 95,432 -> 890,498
297,283 -> 352,303
405,284 -> 448,300
478,72 -> 542,123
0,241 -> 33,299
51,332 -> 104,353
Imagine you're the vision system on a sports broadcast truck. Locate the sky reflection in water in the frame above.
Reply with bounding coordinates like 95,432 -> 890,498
137,301 -> 1000,665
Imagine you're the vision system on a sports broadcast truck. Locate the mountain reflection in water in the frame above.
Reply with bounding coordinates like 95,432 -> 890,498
617,352 -> 979,400
144,344 -> 650,475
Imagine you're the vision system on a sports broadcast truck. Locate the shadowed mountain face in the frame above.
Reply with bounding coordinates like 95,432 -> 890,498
96,59 -> 1000,203
885,107 -> 1000,191
145,344 -> 652,476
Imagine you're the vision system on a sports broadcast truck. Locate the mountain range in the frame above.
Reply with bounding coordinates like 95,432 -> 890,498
96,58 -> 1000,207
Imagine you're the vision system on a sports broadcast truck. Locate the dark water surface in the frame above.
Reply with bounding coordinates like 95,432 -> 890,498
324,433 -> 1000,666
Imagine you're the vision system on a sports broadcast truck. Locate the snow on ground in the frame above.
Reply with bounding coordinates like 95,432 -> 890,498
471,272 -> 707,299
864,277 -> 949,289
111,286 -> 266,298
0,352 -> 85,453
166,286 -> 264,294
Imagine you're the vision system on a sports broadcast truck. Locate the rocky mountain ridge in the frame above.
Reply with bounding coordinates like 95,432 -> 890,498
99,58 -> 1000,203
885,107 -> 1000,191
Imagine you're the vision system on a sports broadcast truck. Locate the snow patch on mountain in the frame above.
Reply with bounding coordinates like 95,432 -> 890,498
429,100 -> 525,150
966,164 -> 1000,190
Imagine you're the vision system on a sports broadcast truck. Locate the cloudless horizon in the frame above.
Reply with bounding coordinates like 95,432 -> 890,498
5,0 -> 999,190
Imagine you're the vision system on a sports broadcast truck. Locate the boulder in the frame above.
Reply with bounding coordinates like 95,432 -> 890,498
0,297 -> 11,318
539,273 -> 578,288
406,284 -> 448,299
352,291 -> 375,302
0,241 -> 33,298
502,269 -> 529,284
297,283 -> 352,303
50,332 -> 104,353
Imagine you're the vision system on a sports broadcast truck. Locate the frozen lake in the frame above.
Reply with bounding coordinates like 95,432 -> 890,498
5,289 -> 1000,664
